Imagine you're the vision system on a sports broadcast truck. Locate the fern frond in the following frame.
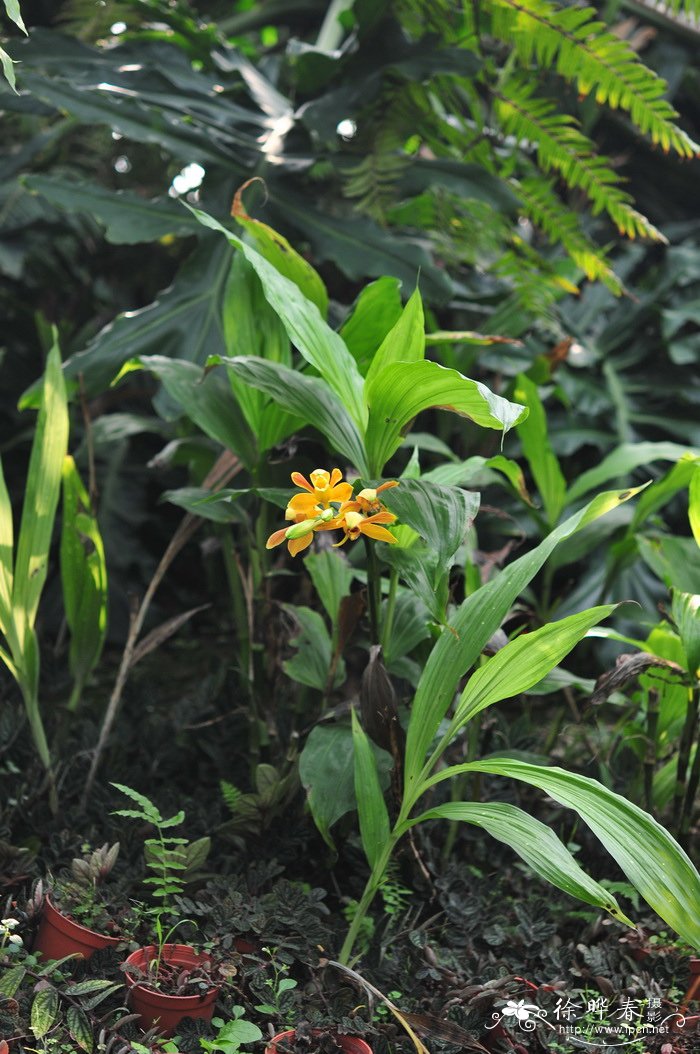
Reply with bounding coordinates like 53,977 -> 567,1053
341,136 -> 409,223
514,175 -> 622,292
489,0 -> 699,157
220,779 -> 243,815
496,76 -> 666,242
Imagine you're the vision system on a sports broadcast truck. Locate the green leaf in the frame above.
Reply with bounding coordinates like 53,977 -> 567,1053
305,549 -> 354,629
514,374 -> 566,525
110,782 -> 161,821
21,239 -> 236,409
67,1005 -> 93,1052
0,459 -> 14,639
23,176 -> 205,244
31,987 -> 59,1039
351,708 -> 391,870
567,442 -> 698,505
381,480 -> 480,568
340,277 -> 403,375
671,590 -> 700,677
223,252 -> 299,454
630,454 -> 700,530
64,980 -> 115,996
1,44 -> 17,92
0,964 -> 25,996
210,355 -> 368,475
403,485 -> 647,798
4,1 -> 27,34
364,287 -> 424,388
452,605 -> 618,730
638,536 -> 700,594
133,356 -> 256,467
14,337 -> 69,642
282,605 -> 344,691
299,723 -> 392,852
433,759 -> 700,951
161,487 -> 247,524
60,456 -> 108,700
690,464 -> 700,546
232,182 -> 328,316
188,205 -> 367,429
364,360 -> 528,475
408,801 -> 631,925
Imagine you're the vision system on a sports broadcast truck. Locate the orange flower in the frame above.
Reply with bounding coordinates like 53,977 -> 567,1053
353,480 -> 399,516
266,509 -> 339,556
286,468 -> 352,522
334,509 -> 397,547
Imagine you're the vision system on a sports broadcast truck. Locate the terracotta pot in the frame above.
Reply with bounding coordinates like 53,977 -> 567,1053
124,943 -> 220,1035
266,1031 -> 373,1054
34,895 -> 121,961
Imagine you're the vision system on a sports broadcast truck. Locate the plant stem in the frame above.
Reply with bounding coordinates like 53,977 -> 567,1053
316,0 -> 354,50
673,686 -> 698,836
338,834 -> 398,965
381,568 -> 399,653
363,538 -> 381,645
644,688 -> 659,815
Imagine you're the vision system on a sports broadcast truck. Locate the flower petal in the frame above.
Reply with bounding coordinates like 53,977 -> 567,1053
266,527 -> 289,549
365,511 -> 397,525
291,471 -> 313,492
361,523 -> 397,544
288,533 -> 314,556
376,480 -> 399,493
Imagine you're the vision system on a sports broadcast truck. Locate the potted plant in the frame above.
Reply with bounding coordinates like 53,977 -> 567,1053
113,783 -> 227,1036
265,1027 -> 372,1054
34,842 -> 128,961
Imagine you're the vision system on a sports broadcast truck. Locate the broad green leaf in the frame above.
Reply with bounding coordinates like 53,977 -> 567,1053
351,708 -> 391,870
20,239 -> 235,407
210,355 -> 369,475
222,252 -> 299,453
690,463 -> 700,546
514,374 -> 566,525
383,591 -> 431,668
452,605 -> 618,730
161,487 -> 248,524
630,454 -> 699,530
305,549 -> 354,629
364,287 -> 424,389
13,338 -> 69,644
403,485 -> 647,798
282,605 -> 344,691
671,590 -> 700,677
485,454 -> 534,505
381,479 -> 480,567
188,205 -> 367,429
364,360 -> 527,476
429,759 -> 700,951
340,277 -> 403,375
638,535 -> 700,593
0,964 -> 25,996
408,801 -> 631,924
232,181 -> 328,316
299,723 -> 392,852
0,460 -> 14,637
67,1005 -> 93,1053
23,176 -> 205,244
60,456 -> 108,700
131,356 -> 256,468
382,545 -> 449,625
568,442 -> 698,505
31,987 -> 59,1039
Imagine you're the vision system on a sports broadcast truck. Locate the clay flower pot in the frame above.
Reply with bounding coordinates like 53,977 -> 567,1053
34,894 -> 121,961
266,1031 -> 373,1054
123,943 -> 220,1036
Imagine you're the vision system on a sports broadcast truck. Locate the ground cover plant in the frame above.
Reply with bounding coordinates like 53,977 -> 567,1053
1,2 -> 700,1053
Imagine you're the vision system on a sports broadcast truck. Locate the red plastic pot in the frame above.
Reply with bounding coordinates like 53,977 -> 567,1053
34,895 -> 121,961
266,1031 -> 373,1054
124,943 -> 220,1036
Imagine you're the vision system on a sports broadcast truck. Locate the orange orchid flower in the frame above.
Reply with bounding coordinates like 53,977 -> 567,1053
334,509 -> 398,547
267,508 -> 339,556
286,468 -> 353,522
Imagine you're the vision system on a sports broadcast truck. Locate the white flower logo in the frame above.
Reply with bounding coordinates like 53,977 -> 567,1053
503,999 -> 540,1022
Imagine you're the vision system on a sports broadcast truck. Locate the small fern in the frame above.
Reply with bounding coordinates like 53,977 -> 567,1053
220,779 -> 243,816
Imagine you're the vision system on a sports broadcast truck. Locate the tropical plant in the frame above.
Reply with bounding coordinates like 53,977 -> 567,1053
0,337 -> 68,811
340,491 -> 700,961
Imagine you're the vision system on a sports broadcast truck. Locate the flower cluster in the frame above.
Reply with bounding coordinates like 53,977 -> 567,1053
266,469 -> 398,556
1,917 -> 22,949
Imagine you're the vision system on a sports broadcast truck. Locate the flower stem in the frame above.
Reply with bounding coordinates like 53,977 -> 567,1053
381,568 -> 399,654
